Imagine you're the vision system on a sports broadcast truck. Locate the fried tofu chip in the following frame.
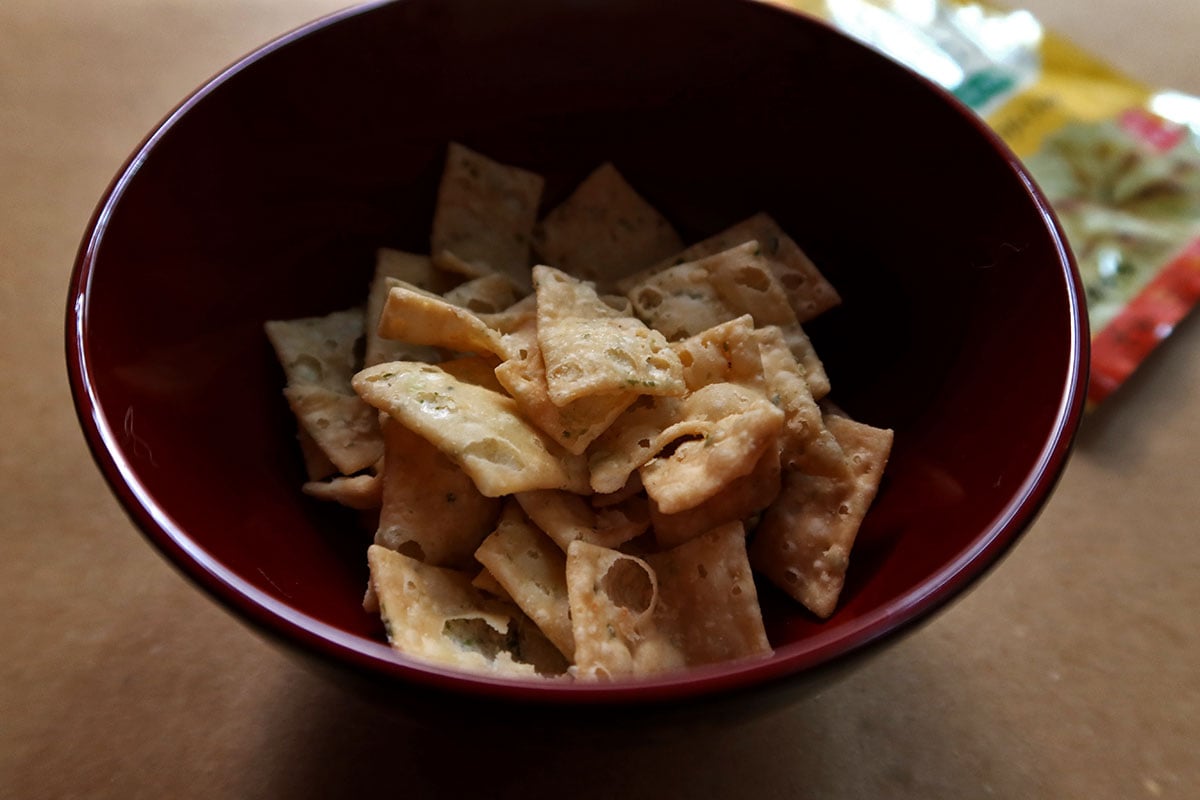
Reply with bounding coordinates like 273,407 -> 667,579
302,472 -> 384,510
283,384 -> 383,475
375,417 -> 501,569
442,273 -> 523,315
353,362 -> 590,496
779,323 -> 831,401
626,241 -> 830,396
622,212 -> 840,322
645,522 -> 771,666
367,545 -> 558,677
431,142 -> 543,291
567,522 -> 769,679
750,415 -> 893,618
651,443 -> 781,549
377,283 -> 508,359
514,488 -> 649,552
586,394 -> 684,495
590,471 -> 644,508
533,265 -> 685,406
476,293 -> 537,334
624,261 -> 729,341
626,242 -> 793,337
754,326 -> 846,476
532,162 -> 683,287
565,541 -> 681,679
475,503 -> 575,660
638,383 -> 784,515
265,307 -> 365,394
365,250 -> 442,367
494,319 -> 638,455
673,315 -> 766,391
471,568 -> 512,601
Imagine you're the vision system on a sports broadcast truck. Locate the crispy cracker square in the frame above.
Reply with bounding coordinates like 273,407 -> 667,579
365,250 -> 442,367
533,265 -> 685,406
377,282 -> 509,359
475,503 -> 575,660
368,545 -> 560,677
749,415 -> 893,618
532,162 -> 683,287
494,319 -> 638,455
619,212 -> 840,322
430,142 -> 543,291
375,417 -> 501,569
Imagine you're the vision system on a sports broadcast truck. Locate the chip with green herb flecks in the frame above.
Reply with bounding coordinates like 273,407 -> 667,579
353,361 -> 591,497
533,265 -> 685,406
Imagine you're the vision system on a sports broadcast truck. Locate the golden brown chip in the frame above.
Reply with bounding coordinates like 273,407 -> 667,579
515,489 -> 649,552
651,443 -> 781,549
532,162 -> 683,287
302,473 -> 384,510
365,250 -> 442,366
702,242 -> 800,325
626,242 -> 797,340
586,395 -> 684,495
673,315 -> 765,392
265,307 -> 365,394
587,317 -> 781,513
494,319 -> 638,455
566,522 -> 770,679
565,540 -> 682,679
619,212 -> 840,322
754,326 -> 845,476
477,293 -> 538,334
374,417 -> 501,569
750,415 -> 893,618
430,142 -> 543,291
533,265 -> 685,406
779,323 -> 831,401
475,503 -> 575,660
638,382 -> 784,515
367,544 -> 545,677
625,242 -> 828,394
442,273 -> 523,315
377,283 -> 508,359
353,361 -> 591,496
471,568 -> 513,601
283,384 -> 383,475
376,246 -> 441,288
623,261 -> 729,342
590,471 -> 645,508
645,522 -> 771,666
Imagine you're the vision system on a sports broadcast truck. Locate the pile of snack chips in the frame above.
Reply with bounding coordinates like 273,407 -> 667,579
266,144 -> 891,680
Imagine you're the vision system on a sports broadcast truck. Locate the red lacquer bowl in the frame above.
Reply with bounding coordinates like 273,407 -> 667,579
66,0 -> 1087,719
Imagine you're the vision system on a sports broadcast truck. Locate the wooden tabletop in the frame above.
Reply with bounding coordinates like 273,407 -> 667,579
3,1 -> 1198,797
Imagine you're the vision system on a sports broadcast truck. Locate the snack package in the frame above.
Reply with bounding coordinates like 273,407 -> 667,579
773,0 -> 1200,405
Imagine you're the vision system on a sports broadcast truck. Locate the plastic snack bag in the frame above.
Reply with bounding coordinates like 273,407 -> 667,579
773,0 -> 1200,405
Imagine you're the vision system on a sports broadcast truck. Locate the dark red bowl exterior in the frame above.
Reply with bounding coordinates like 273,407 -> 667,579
66,0 -> 1086,711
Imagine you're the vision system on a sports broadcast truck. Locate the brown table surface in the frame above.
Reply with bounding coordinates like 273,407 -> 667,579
3,1 -> 1198,797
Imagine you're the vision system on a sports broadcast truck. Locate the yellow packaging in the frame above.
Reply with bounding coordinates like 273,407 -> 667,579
773,0 -> 1200,404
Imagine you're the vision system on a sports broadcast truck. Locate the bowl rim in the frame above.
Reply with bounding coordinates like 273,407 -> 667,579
64,0 -> 1089,705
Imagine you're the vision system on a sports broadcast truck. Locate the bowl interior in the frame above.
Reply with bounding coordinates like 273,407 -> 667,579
69,0 -> 1084,702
